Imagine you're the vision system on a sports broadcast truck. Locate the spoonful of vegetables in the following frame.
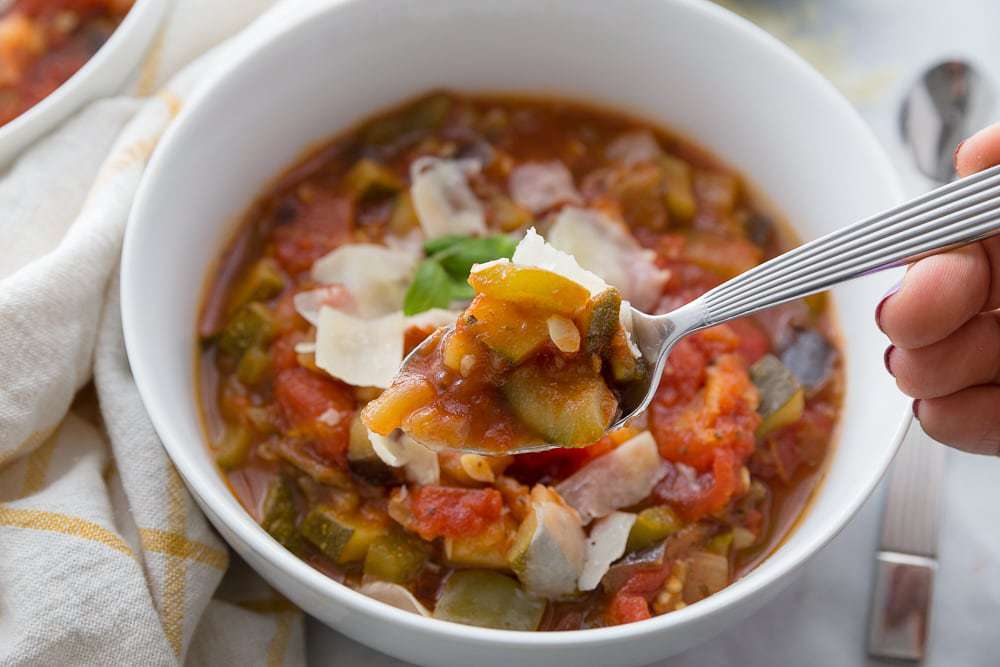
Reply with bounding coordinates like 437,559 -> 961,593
363,164 -> 1000,455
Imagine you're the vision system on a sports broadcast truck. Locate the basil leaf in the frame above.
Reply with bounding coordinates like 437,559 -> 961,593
422,234 -> 468,256
403,260 -> 454,315
449,281 -> 475,301
434,235 -> 518,279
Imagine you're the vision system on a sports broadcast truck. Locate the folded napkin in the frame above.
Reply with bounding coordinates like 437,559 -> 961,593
0,1 -> 324,664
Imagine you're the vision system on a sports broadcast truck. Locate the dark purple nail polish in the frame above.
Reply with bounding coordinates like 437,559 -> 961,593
953,138 -> 966,169
875,281 -> 901,333
912,399 -> 922,420
884,345 -> 895,376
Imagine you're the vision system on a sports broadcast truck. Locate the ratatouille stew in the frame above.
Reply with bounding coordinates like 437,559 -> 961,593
0,0 -> 133,127
198,92 -> 842,630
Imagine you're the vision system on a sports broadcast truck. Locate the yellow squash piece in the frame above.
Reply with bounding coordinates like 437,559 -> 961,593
362,377 -> 436,436
468,262 -> 590,315
464,296 -> 550,363
445,516 -> 516,570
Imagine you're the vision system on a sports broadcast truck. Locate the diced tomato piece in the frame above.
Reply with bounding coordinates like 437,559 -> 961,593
655,338 -> 707,408
652,354 -> 759,471
726,317 -> 771,366
605,594 -> 651,626
604,566 -> 670,626
273,367 -> 355,465
269,331 -> 306,373
272,194 -> 354,274
654,448 -> 740,521
405,486 -> 503,540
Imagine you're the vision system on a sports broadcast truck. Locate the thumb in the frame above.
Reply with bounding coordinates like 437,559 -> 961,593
954,122 -> 1000,177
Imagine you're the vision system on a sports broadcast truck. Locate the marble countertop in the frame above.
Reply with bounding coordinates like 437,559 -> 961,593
307,2 -> 1000,664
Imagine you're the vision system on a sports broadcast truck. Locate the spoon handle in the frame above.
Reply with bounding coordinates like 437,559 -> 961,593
692,163 -> 1000,329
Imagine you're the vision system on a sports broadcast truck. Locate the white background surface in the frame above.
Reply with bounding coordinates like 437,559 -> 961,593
306,1 -> 1000,664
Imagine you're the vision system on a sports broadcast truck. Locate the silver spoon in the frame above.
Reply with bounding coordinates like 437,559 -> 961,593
403,162 -> 1000,455
900,60 -> 994,182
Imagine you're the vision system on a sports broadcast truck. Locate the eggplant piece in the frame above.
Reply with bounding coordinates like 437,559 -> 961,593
578,512 -> 636,591
433,570 -> 546,631
750,354 -> 805,437
682,550 -> 730,602
780,329 -> 836,391
743,212 -> 774,246
601,540 -> 668,592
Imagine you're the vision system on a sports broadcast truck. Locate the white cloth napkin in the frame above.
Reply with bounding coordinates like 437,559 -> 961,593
0,1 -> 325,664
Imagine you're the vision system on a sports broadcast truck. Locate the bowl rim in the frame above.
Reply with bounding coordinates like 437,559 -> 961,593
122,0 -> 909,647
0,0 -> 165,143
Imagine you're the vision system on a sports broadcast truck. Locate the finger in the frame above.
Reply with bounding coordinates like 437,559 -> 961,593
955,122 -> 1000,177
878,244 -> 990,349
888,313 -> 1000,398
915,385 -> 1000,456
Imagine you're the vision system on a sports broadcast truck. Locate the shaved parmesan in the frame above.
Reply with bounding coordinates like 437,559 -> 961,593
410,157 -> 486,238
579,512 -> 636,591
555,431 -> 667,524
508,227 -> 608,296
314,307 -> 404,388
311,244 -> 417,318
293,285 -> 356,326
547,207 -> 669,312
368,430 -> 440,485
359,581 -> 431,616
509,161 -> 582,213
605,130 -> 663,166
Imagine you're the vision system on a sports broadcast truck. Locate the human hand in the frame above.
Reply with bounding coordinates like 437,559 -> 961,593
879,123 -> 1000,454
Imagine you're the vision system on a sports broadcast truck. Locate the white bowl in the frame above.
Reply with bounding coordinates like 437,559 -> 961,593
0,0 -> 168,166
121,1 -> 908,665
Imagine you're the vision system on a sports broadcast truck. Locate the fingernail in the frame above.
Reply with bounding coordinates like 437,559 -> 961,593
875,281 -> 901,333
883,345 -> 895,376
912,399 -> 922,420
953,138 -> 966,169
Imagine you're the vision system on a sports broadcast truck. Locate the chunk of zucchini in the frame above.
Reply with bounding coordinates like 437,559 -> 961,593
218,302 -> 277,357
213,423 -> 253,470
261,477 -> 301,552
660,155 -> 696,222
750,354 -> 805,437
236,345 -> 270,385
345,158 -> 403,200
626,505 -> 682,553
502,357 -> 618,448
299,505 -> 387,564
575,288 -> 622,355
363,531 -> 430,584
226,258 -> 285,315
433,570 -> 545,631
